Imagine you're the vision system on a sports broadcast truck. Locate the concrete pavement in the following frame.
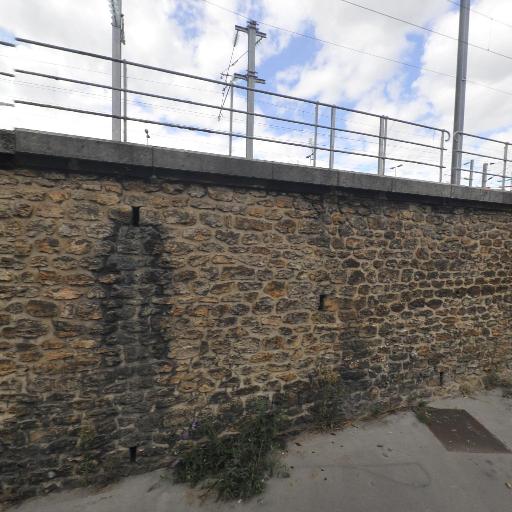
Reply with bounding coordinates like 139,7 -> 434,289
6,390 -> 512,512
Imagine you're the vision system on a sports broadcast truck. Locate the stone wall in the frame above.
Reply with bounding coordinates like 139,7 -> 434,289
1,163 -> 512,503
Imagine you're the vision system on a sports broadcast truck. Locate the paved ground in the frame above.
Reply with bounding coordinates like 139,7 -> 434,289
7,390 -> 512,512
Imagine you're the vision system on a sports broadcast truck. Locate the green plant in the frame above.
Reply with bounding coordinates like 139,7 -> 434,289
78,423 -> 97,484
483,370 -> 501,390
483,370 -> 512,397
309,366 -> 346,430
370,404 -> 383,418
414,401 -> 432,425
173,406 -> 285,501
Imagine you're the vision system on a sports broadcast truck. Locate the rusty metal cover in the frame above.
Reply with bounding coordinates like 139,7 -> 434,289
425,408 -> 510,453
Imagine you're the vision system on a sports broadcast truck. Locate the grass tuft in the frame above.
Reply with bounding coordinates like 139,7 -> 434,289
173,407 -> 285,501
413,401 -> 432,425
309,366 -> 347,430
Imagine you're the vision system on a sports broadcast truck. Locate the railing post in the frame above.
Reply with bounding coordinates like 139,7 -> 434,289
229,80 -> 234,157
313,102 -> 319,167
482,163 -> 488,188
468,159 -> 474,187
439,131 -> 445,183
502,143 -> 509,191
378,116 -> 387,176
451,132 -> 462,184
329,106 -> 336,169
123,60 -> 127,142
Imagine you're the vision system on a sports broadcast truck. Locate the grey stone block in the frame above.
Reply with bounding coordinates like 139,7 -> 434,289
338,171 -> 394,192
391,178 -> 452,198
15,129 -> 153,167
272,163 -> 338,187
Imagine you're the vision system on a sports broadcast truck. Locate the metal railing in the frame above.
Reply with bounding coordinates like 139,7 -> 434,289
2,37 -> 450,181
453,132 -> 512,190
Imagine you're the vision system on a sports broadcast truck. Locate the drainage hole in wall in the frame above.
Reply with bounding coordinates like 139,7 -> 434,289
129,446 -> 137,463
439,371 -> 444,387
131,206 -> 140,226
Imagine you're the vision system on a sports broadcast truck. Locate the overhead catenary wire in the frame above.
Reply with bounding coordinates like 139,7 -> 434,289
337,0 -> 512,63
218,36 -> 263,120
196,0 -> 512,99
217,30 -> 239,120
445,0 -> 512,31
197,0 -> 453,79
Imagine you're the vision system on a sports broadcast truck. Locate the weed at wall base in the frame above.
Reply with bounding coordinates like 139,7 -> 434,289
173,407 -> 285,501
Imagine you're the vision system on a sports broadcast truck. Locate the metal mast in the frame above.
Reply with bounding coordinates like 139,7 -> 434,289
109,0 -> 124,141
450,0 -> 470,184
235,20 -> 266,159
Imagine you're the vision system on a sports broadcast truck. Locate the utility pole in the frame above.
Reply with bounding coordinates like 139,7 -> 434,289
109,0 -> 125,142
235,20 -> 266,159
451,0 -> 470,184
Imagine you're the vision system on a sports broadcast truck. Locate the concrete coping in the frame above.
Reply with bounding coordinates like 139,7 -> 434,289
2,128 -> 512,206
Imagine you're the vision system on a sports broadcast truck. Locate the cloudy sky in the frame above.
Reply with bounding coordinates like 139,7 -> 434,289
1,0 -> 512,184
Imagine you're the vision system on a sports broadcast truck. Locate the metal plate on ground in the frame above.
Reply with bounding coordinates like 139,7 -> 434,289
425,408 -> 510,453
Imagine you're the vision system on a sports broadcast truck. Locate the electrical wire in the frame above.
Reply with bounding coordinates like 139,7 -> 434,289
196,0 -> 512,99
337,0 -> 512,63
217,30 -> 239,120
445,0 -> 512,31
197,0 -> 454,79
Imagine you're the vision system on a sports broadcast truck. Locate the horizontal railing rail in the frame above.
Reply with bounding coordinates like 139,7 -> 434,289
453,131 -> 511,190
0,36 -> 458,183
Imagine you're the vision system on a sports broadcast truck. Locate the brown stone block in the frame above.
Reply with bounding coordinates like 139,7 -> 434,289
93,193 -> 120,206
48,288 -> 82,300
36,204 -> 63,218
26,300 -> 58,317
167,209 -> 196,225
249,352 -> 273,363
67,239 -> 91,255
220,266 -> 255,280
70,339 -> 97,349
37,237 -> 60,253
263,281 -> 286,298
47,190 -> 68,203
234,216 -> 271,231
13,202 -> 33,217
72,354 -> 100,367
0,202 -> 15,222
45,350 -> 74,361
108,205 -> 132,223
277,371 -> 298,382
53,320 -> 85,338
65,273 -> 95,286
0,359 -> 16,376
2,319 -> 49,338
179,381 -> 197,393
183,228 -> 211,241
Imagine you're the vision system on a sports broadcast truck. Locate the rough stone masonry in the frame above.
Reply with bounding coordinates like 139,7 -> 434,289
1,129 -> 512,504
